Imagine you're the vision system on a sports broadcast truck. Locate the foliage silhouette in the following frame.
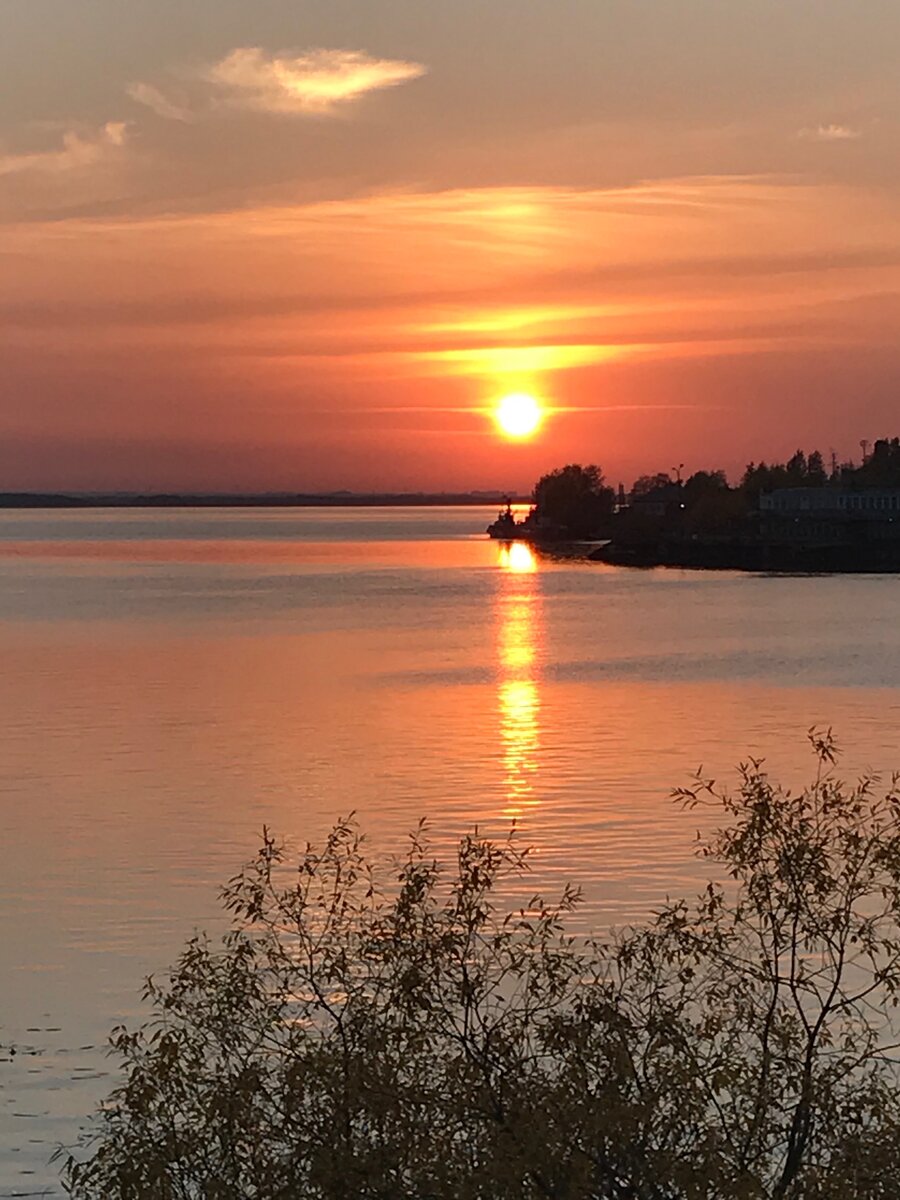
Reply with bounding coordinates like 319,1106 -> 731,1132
850,438 -> 900,488
630,472 -> 674,498
65,733 -> 900,1198
740,450 -> 836,504
531,464 -> 615,537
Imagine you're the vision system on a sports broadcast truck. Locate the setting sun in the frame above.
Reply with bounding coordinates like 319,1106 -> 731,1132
494,392 -> 543,439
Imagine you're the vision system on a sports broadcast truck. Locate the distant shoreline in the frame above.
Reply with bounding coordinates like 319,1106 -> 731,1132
0,493 -> 530,510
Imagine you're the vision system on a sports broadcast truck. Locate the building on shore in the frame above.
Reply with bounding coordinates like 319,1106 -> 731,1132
593,485 -> 900,571
758,487 -> 900,547
760,488 -> 900,515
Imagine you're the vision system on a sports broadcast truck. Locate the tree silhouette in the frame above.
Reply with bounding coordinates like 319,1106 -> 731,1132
65,734 -> 900,1199
532,464 -> 614,537
630,472 -> 673,498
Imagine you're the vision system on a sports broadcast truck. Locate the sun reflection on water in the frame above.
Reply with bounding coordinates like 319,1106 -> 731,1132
496,542 -> 542,818
497,540 -> 537,574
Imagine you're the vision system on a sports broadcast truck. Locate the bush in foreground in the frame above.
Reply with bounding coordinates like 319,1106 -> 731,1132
65,732 -> 900,1198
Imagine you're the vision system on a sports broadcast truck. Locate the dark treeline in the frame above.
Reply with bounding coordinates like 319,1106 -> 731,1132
742,440 -> 900,500
525,437 -> 900,540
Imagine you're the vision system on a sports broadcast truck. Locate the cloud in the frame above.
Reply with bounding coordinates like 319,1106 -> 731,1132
798,123 -> 861,142
0,122 -> 128,177
204,47 -> 427,115
127,82 -> 192,123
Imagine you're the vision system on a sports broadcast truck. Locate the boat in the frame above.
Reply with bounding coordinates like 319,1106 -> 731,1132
486,502 -> 519,539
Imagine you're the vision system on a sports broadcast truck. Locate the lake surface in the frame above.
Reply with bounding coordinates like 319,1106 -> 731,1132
2,505 -> 900,1194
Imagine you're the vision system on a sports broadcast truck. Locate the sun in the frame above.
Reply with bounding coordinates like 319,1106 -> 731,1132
494,392 -> 543,439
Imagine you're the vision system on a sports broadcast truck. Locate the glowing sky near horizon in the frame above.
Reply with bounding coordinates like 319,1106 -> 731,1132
2,0 -> 900,491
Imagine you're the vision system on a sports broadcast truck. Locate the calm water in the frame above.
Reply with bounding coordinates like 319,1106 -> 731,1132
2,505 -> 900,1194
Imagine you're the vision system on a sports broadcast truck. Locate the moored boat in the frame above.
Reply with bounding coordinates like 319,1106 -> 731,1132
487,502 -> 519,539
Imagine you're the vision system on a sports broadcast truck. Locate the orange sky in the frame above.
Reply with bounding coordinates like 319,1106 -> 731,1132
2,1 -> 899,491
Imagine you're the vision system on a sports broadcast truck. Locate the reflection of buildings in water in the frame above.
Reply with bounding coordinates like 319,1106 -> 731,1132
495,542 -> 542,817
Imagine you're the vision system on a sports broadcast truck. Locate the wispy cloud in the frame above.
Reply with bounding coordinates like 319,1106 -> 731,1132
203,47 -> 427,115
127,82 -> 192,123
3,175 -> 898,489
0,122 -> 128,177
798,123 -> 862,142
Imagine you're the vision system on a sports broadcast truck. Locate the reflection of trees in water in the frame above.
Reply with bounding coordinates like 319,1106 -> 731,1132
495,543 -> 541,818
